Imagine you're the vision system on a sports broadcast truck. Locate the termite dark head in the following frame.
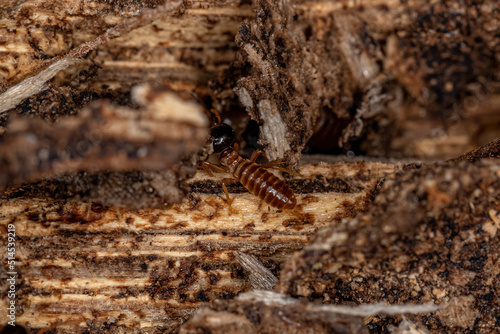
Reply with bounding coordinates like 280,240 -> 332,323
211,123 -> 235,153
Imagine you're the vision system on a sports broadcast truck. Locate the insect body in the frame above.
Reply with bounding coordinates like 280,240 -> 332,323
205,121 -> 297,211
219,147 -> 297,210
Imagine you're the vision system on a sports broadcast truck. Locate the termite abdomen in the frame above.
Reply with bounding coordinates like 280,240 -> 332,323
221,150 -> 297,210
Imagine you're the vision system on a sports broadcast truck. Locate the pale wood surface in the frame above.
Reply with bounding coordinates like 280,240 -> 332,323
0,161 -> 396,331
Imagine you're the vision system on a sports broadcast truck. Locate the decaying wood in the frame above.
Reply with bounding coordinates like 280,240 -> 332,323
0,0 -> 499,333
180,290 -> 438,334
0,85 -> 207,187
177,158 -> 500,334
233,0 -> 500,163
180,291 -> 370,334
1,0 -> 498,160
234,252 -> 278,291
1,169 -> 193,210
0,161 -> 393,332
276,160 -> 500,332
0,84 -> 207,209
0,0 -> 253,128
0,0 -> 183,115
450,136 -> 500,162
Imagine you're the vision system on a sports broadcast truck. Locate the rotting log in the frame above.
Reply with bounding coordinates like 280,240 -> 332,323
175,159 -> 500,334
0,0 -> 499,333
0,84 -> 208,209
179,290 -> 439,334
0,160 -> 395,332
0,85 -> 208,188
276,160 -> 500,332
0,0 -> 254,126
1,0 -> 499,160
450,136 -> 500,162
232,0 -> 500,163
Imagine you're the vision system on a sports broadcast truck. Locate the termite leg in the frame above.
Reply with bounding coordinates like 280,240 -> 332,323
250,149 -> 267,163
201,160 -> 227,177
250,149 -> 302,177
263,164 -> 302,177
222,183 -> 233,214
201,161 -> 234,212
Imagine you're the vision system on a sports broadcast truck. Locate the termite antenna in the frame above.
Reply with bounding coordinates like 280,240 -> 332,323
209,108 -> 222,124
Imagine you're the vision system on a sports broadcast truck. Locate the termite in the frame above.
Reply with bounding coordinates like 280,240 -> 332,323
201,110 -> 299,213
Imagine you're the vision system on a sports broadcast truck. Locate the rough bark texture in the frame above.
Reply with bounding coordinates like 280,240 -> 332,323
0,0 -> 499,333
277,159 -> 500,333
0,84 -> 207,209
451,136 -> 500,163
180,291 -> 370,334
1,0 -> 499,160
0,161 -> 391,332
0,0 -> 252,128
0,85 -> 207,186
232,0 -> 500,163
179,290 -> 439,334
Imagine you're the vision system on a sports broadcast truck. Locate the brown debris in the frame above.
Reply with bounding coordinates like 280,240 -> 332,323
234,0 -> 348,166
180,290 -> 438,333
0,86 -> 207,186
277,160 -> 500,332
388,317 -> 430,334
0,0 -> 498,333
0,0 -> 183,115
2,0 -> 498,161
0,0 -> 253,131
1,170 -> 189,210
233,0 -> 500,163
0,86 -> 207,208
450,136 -> 500,162
0,0 -> 25,19
180,291 -> 370,334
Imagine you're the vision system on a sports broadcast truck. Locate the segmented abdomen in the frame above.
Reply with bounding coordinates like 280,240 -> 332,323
223,153 -> 296,210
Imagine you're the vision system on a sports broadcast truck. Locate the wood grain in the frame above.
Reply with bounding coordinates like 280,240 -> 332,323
0,160 -> 396,332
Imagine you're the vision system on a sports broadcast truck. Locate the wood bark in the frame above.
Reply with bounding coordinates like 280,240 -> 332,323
0,0 -> 498,160
275,159 -> 500,332
0,161 -> 393,332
